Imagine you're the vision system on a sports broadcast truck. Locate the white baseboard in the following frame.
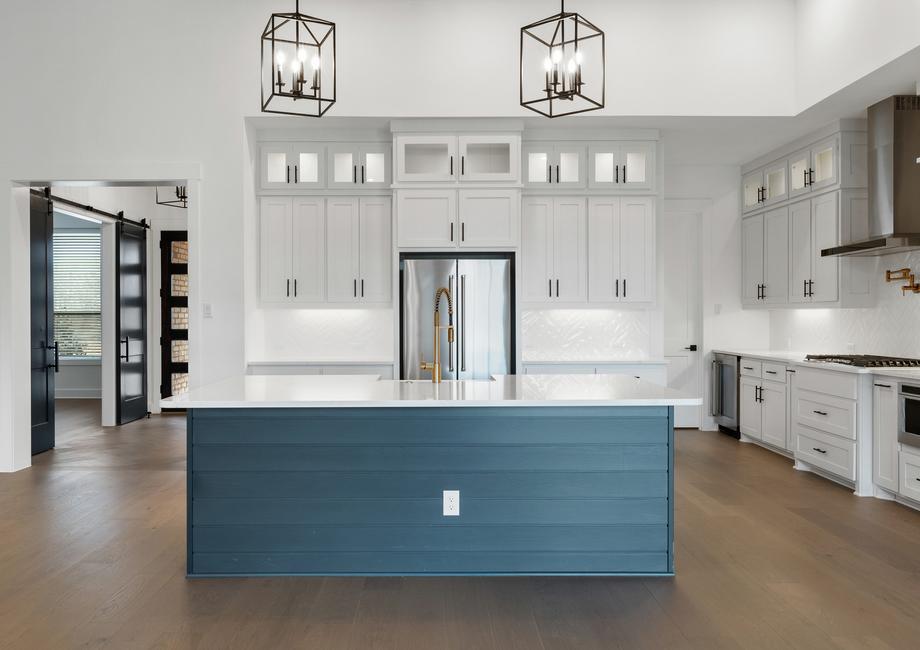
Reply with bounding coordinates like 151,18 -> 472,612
55,390 -> 102,399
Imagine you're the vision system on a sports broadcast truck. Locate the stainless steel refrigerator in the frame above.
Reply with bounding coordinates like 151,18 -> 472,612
401,254 -> 514,380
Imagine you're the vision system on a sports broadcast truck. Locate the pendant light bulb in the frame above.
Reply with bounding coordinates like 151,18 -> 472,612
275,50 -> 286,66
311,55 -> 321,70
297,47 -> 308,62
574,50 -> 583,64
290,60 -> 301,74
567,58 -> 577,73
551,48 -> 563,64
543,56 -> 553,71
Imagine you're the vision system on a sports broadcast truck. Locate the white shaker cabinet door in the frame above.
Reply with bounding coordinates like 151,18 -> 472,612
358,197 -> 392,303
810,191 -> 839,303
552,198 -> 587,302
458,189 -> 518,248
788,198 -> 812,304
259,197 -> 293,303
587,197 -> 620,302
741,214 -> 764,305
761,207 -> 789,304
521,197 -> 555,303
739,376 -> 763,440
618,197 -> 655,303
326,197 -> 361,302
396,190 -> 457,248
873,381 -> 899,492
760,379 -> 787,449
291,197 -> 326,303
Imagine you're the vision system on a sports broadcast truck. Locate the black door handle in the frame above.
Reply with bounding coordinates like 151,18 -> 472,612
683,345 -> 698,351
121,336 -> 130,361
47,342 -> 59,373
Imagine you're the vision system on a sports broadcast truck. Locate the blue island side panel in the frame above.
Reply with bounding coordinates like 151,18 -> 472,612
187,406 -> 674,576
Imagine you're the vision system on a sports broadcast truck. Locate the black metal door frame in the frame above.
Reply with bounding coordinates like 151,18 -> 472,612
159,230 -> 188,407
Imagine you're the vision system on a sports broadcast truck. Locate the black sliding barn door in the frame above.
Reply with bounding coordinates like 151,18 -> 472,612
116,221 -> 148,424
31,192 -> 57,454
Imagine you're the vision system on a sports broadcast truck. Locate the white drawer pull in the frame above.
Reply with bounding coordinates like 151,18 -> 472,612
812,447 -> 827,454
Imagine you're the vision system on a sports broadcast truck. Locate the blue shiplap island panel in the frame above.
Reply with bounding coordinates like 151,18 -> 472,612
187,406 -> 674,576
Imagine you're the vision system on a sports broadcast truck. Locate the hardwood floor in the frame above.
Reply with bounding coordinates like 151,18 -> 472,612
2,400 -> 920,649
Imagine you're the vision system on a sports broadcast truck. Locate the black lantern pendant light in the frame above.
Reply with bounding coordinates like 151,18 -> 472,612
261,0 -> 336,117
520,0 -> 605,118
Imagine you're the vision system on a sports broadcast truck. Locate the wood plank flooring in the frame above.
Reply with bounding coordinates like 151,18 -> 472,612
1,399 -> 919,649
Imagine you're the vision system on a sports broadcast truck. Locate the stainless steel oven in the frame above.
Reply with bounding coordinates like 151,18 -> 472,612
899,382 -> 920,447
712,353 -> 740,437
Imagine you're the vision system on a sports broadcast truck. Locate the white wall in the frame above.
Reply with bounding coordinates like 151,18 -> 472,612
795,0 -> 920,110
664,163 -> 771,428
56,360 -> 102,399
769,251 -> 920,355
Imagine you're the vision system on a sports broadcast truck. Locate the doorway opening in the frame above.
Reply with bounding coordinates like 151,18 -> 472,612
29,184 -> 189,455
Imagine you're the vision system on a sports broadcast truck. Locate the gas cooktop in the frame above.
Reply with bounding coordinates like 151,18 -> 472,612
805,354 -> 920,368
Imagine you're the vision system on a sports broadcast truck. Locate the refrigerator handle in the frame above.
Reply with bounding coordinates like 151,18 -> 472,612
448,275 -> 455,374
711,360 -> 721,416
461,274 -> 467,373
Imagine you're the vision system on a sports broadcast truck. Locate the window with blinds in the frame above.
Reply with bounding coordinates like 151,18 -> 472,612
53,230 -> 102,357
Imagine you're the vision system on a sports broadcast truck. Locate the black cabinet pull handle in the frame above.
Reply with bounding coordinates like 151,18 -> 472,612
875,383 -> 892,388
353,279 -> 357,298
461,222 -> 465,242
461,155 -> 465,175
803,280 -> 808,298
547,164 -> 552,183
286,165 -> 290,183
353,165 -> 357,183
556,278 -> 560,297
548,279 -> 552,298
808,168 -> 815,186
813,410 -> 828,416
294,166 -> 299,183
803,168 -> 808,188
615,278 -> 619,297
743,366 -> 754,371
556,164 -> 560,184
450,155 -> 454,176
361,279 -> 364,298
765,370 -> 777,375
361,165 -> 365,184
294,279 -> 297,297
450,222 -> 454,242
623,164 -> 627,183
616,164 -> 619,183
623,278 -> 627,297
808,280 -> 814,297
813,447 -> 827,454
286,279 -> 290,297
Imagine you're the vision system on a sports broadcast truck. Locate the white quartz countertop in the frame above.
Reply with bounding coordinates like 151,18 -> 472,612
160,374 -> 703,409
713,349 -> 920,376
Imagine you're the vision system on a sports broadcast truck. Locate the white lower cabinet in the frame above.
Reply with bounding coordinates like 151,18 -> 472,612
872,380 -> 899,493
260,196 -> 326,304
326,197 -> 392,303
900,445 -> 920,503
739,359 -> 788,449
522,197 -> 587,303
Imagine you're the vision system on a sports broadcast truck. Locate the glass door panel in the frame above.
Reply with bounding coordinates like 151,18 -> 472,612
260,143 -> 292,189
812,138 -> 837,189
360,144 -> 391,188
290,145 -> 324,188
556,147 -> 585,187
593,151 -> 616,184
396,136 -> 457,182
789,150 -> 810,197
621,143 -> 654,190
523,147 -> 552,187
364,152 -> 386,184
742,170 -> 764,213
764,163 -> 787,205
458,135 -> 519,182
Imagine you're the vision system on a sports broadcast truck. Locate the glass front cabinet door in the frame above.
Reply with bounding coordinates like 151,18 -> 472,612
588,142 -> 656,191
395,135 -> 458,182
763,161 -> 788,206
261,143 -> 325,190
523,143 -> 586,189
327,144 -> 392,189
457,135 -> 520,182
742,169 -> 765,213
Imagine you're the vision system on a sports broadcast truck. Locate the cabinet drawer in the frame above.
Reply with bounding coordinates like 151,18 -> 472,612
794,388 -> 856,441
740,359 -> 762,378
900,447 -> 920,503
761,362 -> 786,383
795,427 -> 856,481
795,366 -> 858,400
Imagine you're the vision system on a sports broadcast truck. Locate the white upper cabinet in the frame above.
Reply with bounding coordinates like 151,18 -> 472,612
457,189 -> 519,248
457,135 -> 520,182
522,196 -> 586,303
523,143 -> 587,188
396,135 -> 458,182
326,196 -> 392,303
763,161 -> 788,206
588,142 -> 656,191
788,137 -> 839,198
260,143 -> 325,190
587,197 -> 655,303
327,143 -> 392,189
743,207 -> 789,306
259,196 -> 326,304
396,190 -> 457,247
788,193 -> 839,304
395,134 -> 521,184
742,168 -> 765,213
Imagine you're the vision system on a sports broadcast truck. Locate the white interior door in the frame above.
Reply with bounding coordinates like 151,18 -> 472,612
662,209 -> 702,428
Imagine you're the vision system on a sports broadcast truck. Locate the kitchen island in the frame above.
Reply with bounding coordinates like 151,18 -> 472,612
163,374 -> 701,577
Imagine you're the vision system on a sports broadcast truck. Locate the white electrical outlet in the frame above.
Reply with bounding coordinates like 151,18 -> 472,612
202,303 -> 213,319
443,490 -> 460,516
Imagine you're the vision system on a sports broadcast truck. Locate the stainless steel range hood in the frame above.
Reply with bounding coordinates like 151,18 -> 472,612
822,95 -> 920,257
